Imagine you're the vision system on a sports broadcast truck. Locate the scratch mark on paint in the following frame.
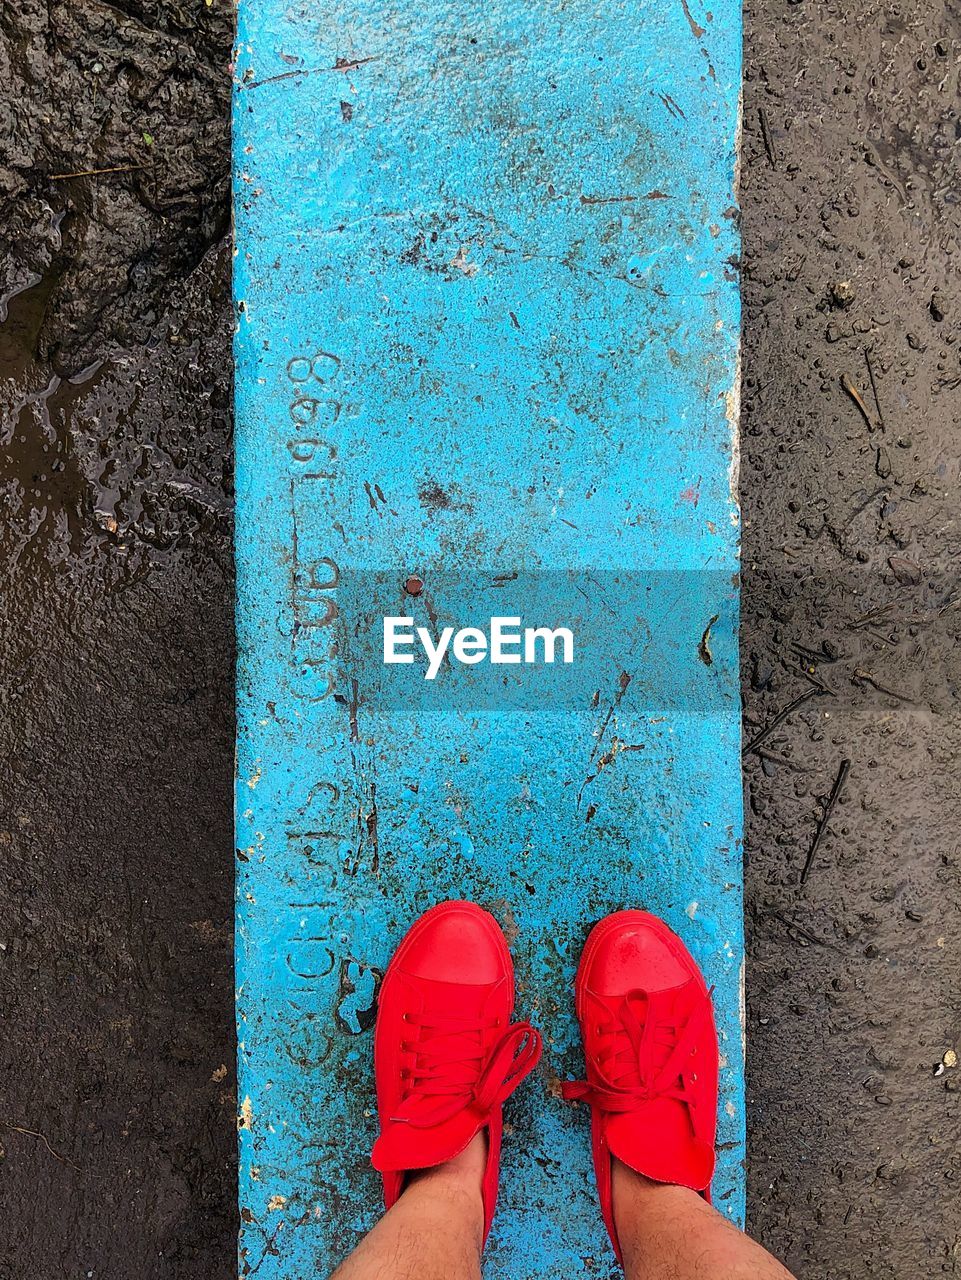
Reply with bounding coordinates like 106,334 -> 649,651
590,670 -> 632,763
243,54 -> 380,90
699,614 -> 719,666
678,0 -> 706,39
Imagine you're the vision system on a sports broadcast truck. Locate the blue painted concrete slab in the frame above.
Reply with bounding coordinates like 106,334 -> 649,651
233,2 -> 742,1275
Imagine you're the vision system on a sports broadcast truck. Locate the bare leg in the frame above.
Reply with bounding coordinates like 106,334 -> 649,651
330,1134 -> 485,1280
614,1160 -> 797,1280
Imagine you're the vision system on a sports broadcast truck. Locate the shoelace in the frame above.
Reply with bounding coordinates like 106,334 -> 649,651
562,985 -> 712,1114
392,1015 -> 542,1127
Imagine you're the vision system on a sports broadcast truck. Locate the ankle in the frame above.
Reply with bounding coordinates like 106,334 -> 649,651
612,1158 -> 709,1245
406,1131 -> 487,1208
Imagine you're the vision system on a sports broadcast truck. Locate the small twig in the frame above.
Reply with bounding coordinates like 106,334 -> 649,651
743,687 -> 824,756
840,485 -> 888,532
796,666 -> 834,694
792,642 -> 841,666
801,759 -> 850,885
853,667 -> 908,701
49,162 -> 148,181
864,347 -> 886,432
758,106 -> 778,167
1,1122 -> 81,1172
841,373 -> 876,431
849,601 -> 898,630
763,908 -> 840,950
862,628 -> 897,647
757,748 -> 812,774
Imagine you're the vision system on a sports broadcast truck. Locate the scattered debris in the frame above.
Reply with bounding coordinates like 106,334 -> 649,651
888,556 -> 921,586
829,279 -> 855,309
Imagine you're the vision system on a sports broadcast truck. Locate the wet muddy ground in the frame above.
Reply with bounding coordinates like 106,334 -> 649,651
1,1 -> 959,1276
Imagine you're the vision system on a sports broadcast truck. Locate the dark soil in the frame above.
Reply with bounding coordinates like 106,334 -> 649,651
742,3 -> 961,1274
0,3 -> 235,1275
1,0 -> 959,1277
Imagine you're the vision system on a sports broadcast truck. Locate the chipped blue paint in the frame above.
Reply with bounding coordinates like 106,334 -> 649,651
233,1 -> 743,1275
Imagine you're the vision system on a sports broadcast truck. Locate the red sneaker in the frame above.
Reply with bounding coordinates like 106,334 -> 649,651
562,911 -> 718,1262
371,900 -> 542,1241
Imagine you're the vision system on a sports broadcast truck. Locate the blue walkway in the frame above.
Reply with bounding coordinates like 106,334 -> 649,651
233,2 -> 742,1274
